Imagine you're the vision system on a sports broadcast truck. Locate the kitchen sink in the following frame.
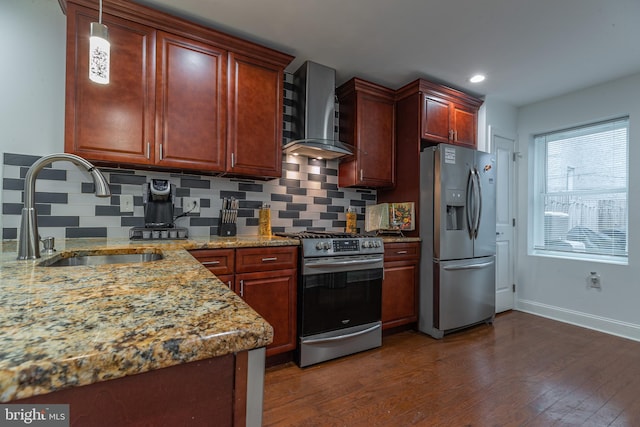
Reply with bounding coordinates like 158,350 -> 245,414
40,250 -> 163,267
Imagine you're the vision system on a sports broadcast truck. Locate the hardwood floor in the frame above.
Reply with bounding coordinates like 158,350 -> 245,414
263,311 -> 640,426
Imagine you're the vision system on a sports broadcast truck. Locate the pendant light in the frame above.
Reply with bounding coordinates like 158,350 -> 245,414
89,0 -> 110,84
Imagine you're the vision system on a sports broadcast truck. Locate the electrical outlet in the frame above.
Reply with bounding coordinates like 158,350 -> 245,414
183,197 -> 200,214
120,194 -> 134,213
587,271 -> 601,289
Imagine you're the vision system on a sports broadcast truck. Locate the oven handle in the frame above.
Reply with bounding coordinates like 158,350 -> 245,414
302,323 -> 382,345
305,257 -> 384,268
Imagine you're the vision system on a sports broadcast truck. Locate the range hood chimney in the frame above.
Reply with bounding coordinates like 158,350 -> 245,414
283,61 -> 353,160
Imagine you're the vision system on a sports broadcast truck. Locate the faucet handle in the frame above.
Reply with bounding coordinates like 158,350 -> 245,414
40,236 -> 56,254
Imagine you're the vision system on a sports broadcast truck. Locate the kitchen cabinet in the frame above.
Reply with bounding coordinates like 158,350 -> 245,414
337,78 -> 396,188
189,248 -> 235,288
190,246 -> 297,357
227,53 -> 285,178
155,31 -> 227,170
64,5 -> 156,165
414,79 -> 482,149
63,0 -> 292,178
235,247 -> 297,357
382,242 -> 420,330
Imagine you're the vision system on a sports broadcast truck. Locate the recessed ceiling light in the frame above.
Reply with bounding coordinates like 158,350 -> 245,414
469,74 -> 486,83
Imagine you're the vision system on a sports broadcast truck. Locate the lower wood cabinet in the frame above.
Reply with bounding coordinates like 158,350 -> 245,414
190,246 -> 297,357
382,242 -> 420,330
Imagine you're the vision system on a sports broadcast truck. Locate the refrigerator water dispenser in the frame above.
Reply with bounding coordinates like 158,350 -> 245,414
445,189 -> 465,230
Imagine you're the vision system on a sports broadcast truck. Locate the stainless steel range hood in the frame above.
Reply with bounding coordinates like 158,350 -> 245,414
283,61 -> 353,160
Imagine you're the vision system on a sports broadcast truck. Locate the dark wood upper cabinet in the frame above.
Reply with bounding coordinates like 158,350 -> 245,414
155,31 -> 227,171
63,0 -> 292,178
405,79 -> 483,149
64,6 -> 156,165
227,53 -> 285,178
337,78 -> 396,188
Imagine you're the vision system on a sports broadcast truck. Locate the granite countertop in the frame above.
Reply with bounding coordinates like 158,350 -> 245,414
0,235 -> 299,402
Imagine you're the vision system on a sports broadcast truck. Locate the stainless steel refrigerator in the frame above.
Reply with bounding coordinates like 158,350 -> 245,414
419,143 -> 496,339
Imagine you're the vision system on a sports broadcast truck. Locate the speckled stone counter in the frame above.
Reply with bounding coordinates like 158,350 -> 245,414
381,236 -> 421,243
0,235 -> 299,402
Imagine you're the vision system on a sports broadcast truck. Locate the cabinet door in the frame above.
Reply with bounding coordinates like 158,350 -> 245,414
235,270 -> 297,356
227,53 -> 284,178
421,95 -> 451,143
357,92 -> 395,187
451,104 -> 477,148
382,261 -> 418,329
65,4 -> 156,165
155,32 -> 226,171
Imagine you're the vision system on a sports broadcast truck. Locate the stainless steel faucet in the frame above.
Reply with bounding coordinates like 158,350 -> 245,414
17,153 -> 111,260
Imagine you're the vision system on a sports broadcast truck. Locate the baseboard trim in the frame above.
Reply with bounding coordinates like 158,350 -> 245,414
517,299 -> 640,342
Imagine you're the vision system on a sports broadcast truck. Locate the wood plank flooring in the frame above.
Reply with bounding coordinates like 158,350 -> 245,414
263,311 -> 640,426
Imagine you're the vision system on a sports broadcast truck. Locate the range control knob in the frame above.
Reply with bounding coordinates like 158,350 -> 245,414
315,241 -> 331,251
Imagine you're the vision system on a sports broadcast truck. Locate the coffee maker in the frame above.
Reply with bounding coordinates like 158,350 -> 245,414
143,179 -> 175,227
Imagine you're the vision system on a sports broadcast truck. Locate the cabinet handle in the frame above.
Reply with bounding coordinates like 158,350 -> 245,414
231,152 -> 235,168
201,261 -> 220,266
453,130 -> 458,141
240,279 -> 244,297
227,281 -> 232,289
360,169 -> 363,181
146,142 -> 150,159
449,129 -> 454,140
159,143 -> 163,160
396,250 -> 408,255
261,257 -> 278,262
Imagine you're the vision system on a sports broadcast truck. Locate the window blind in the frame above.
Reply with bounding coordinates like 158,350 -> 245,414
534,117 -> 628,258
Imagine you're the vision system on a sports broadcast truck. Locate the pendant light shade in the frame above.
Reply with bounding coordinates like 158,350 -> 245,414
89,1 -> 110,84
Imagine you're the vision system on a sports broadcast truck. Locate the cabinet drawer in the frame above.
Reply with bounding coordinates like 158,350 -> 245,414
383,242 -> 420,262
189,249 -> 235,275
235,246 -> 298,273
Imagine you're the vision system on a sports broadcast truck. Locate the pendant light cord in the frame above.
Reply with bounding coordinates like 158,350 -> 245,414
99,0 -> 103,24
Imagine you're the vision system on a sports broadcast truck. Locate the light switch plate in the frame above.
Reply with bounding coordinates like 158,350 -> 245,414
120,194 -> 134,213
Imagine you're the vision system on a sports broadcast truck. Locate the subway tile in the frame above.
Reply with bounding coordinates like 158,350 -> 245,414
320,212 -> 338,220
121,217 -> 145,227
3,203 -> 23,215
271,193 -> 293,203
35,192 -> 68,204
327,205 -> 345,213
220,190 -> 246,199
239,183 -> 263,192
292,219 -> 313,228
240,200 -> 263,209
326,190 -> 345,199
3,228 -> 18,239
3,178 -> 24,191
96,205 -> 123,216
110,174 -> 147,186
286,203 -> 307,211
3,153 -> 41,166
180,177 -> 210,189
307,174 -> 327,183
279,211 -> 299,219
245,217 -> 259,226
321,182 -> 339,191
313,197 -> 332,205
20,167 -> 66,181
38,216 -> 80,227
66,227 -> 107,238
190,217 -> 215,226
286,187 -> 307,196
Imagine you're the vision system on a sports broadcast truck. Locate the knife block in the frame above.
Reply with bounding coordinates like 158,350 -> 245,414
218,222 -> 237,237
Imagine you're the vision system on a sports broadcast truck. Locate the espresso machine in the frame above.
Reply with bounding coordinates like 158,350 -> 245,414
129,179 -> 188,240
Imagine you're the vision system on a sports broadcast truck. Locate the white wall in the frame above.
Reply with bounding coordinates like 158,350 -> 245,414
0,0 -> 66,231
0,0 -> 66,155
515,72 -> 640,340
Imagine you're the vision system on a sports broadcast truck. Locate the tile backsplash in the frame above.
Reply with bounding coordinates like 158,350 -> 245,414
1,73 -> 377,240
2,153 -> 375,240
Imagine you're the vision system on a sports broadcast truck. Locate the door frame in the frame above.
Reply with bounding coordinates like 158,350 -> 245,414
489,125 -> 518,312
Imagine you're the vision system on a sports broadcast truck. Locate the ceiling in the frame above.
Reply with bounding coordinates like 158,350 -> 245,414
136,0 -> 640,107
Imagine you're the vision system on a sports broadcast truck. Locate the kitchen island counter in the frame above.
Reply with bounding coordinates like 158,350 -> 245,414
0,235 -> 298,403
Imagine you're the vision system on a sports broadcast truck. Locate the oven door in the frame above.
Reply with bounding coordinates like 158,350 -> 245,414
299,255 -> 383,337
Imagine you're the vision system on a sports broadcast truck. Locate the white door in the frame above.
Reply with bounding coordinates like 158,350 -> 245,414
492,128 -> 517,312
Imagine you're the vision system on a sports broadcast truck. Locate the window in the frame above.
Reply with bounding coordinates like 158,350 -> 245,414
533,117 -> 628,262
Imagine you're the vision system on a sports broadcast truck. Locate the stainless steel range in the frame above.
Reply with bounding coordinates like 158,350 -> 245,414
276,231 -> 384,367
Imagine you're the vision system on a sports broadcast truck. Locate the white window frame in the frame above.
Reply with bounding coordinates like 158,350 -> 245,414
531,117 -> 629,264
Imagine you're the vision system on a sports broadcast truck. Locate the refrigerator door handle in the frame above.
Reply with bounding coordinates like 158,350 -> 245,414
442,260 -> 495,271
473,168 -> 482,239
466,169 -> 475,239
